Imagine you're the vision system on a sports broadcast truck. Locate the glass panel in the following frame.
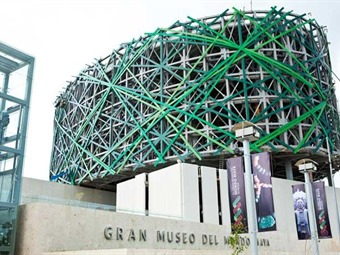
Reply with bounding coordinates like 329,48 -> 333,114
7,65 -> 28,101
0,206 -> 16,254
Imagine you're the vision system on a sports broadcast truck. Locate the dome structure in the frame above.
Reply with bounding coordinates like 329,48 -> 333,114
50,7 -> 340,189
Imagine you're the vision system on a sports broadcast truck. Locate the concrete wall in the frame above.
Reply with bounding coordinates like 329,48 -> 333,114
43,249 -> 233,255
15,168 -> 340,255
14,167 -> 340,254
21,177 -> 116,206
15,176 -> 340,254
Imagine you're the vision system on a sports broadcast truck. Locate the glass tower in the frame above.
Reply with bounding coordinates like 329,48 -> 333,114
0,42 -> 34,255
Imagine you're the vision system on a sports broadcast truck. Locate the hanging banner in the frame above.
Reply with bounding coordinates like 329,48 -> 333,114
292,184 -> 311,240
227,157 -> 248,233
251,152 -> 276,232
312,181 -> 332,239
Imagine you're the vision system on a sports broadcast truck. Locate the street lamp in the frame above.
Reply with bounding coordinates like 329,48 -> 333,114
232,121 -> 259,255
295,159 -> 320,255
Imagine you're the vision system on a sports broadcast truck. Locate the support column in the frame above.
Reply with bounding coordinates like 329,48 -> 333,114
285,160 -> 293,180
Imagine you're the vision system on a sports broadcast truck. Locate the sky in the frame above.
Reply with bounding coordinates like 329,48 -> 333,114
1,0 -> 340,186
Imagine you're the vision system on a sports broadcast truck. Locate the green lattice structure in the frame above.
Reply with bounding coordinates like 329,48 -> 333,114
50,7 -> 340,189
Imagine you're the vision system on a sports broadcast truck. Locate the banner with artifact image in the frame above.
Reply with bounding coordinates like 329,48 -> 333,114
292,184 -> 311,240
312,181 -> 332,239
251,152 -> 276,232
227,157 -> 248,233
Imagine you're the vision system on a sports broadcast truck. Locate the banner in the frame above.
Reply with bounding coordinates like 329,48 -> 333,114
227,157 -> 248,233
251,152 -> 276,232
292,184 -> 311,240
312,182 -> 332,239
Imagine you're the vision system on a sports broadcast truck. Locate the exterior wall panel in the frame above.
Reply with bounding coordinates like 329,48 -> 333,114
148,164 -> 182,219
201,166 -> 219,224
117,174 -> 146,215
219,169 -> 229,225
117,179 -> 135,214
181,163 -> 200,222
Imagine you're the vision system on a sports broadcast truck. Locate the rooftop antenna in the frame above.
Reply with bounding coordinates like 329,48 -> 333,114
250,0 -> 253,11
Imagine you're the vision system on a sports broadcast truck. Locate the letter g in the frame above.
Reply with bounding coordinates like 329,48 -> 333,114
104,226 -> 113,240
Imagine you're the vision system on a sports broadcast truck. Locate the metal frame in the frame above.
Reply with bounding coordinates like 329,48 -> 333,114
50,7 -> 340,189
0,42 -> 34,254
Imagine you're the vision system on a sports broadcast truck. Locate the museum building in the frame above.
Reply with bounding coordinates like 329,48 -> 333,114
1,6 -> 340,254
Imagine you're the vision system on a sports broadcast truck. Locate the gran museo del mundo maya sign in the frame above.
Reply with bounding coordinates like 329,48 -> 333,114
103,226 -> 270,248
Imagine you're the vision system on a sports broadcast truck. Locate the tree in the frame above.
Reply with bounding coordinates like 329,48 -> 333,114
227,223 -> 247,255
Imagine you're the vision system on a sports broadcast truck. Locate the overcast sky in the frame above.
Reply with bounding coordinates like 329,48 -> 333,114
1,0 -> 340,185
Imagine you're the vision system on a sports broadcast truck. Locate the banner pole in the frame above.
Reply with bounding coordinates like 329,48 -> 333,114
243,139 -> 258,255
304,169 -> 320,255
326,137 -> 340,242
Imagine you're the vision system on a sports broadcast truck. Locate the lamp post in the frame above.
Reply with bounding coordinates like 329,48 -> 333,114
295,159 -> 320,255
232,121 -> 259,255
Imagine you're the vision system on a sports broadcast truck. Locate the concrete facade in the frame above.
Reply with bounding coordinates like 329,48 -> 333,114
21,177 -> 116,206
43,249 -> 237,255
15,177 -> 340,254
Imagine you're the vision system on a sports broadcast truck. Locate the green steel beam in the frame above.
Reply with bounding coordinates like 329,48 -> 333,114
50,7 -> 340,185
